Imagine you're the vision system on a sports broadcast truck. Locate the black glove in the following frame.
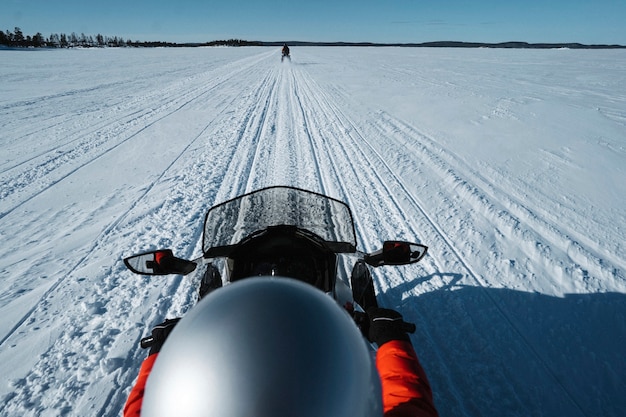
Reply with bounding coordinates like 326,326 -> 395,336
367,308 -> 411,346
149,318 -> 181,355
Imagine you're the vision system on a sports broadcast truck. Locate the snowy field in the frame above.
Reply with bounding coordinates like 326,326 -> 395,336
1,46 -> 625,416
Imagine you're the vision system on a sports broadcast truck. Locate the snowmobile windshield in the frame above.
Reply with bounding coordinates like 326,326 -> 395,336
202,186 -> 357,257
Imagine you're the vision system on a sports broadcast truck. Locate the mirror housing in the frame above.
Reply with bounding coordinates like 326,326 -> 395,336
364,241 -> 428,267
123,249 -> 197,275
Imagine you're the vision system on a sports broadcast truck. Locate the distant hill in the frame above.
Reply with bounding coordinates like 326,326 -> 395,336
255,40 -> 625,49
2,28 -> 624,49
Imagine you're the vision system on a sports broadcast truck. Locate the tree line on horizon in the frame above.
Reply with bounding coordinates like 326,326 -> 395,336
3,26 -> 624,50
2,27 -> 136,48
1,27 -> 258,48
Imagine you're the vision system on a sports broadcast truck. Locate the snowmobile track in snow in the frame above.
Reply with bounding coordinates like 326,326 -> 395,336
0,51 -> 275,221
292,77 -> 590,414
1,48 -> 624,417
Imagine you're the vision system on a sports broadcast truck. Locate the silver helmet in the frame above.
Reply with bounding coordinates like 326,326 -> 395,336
142,277 -> 382,417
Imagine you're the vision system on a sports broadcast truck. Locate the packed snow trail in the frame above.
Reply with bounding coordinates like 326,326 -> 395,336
0,47 -> 624,417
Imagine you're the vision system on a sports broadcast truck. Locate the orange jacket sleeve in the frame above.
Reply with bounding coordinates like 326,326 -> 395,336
124,353 -> 158,417
377,340 -> 439,417
126,342 -> 438,417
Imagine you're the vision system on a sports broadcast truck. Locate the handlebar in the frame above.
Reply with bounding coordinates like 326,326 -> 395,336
140,312 -> 416,349
140,336 -> 154,349
352,311 -> 416,334
401,321 -> 417,334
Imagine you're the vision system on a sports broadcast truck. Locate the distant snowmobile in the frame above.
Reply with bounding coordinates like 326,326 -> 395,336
124,186 -> 427,345
281,44 -> 291,62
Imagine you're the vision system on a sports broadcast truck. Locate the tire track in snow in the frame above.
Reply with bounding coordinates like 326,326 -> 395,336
277,64 -> 329,191
284,65 -> 429,251
280,64 -> 591,417
0,51 -> 283,416
92,57 -> 298,413
93,58 -> 287,415
0,123 -> 214,416
0,110 -> 221,350
212,59 -> 324,194
0,51 -> 275,220
278,67 -> 474,412
0,105 -> 154,175
3,48 -> 621,417
371,112 -> 625,293
213,66 -> 281,196
0,49 -> 596,417
353,110 -> 593,416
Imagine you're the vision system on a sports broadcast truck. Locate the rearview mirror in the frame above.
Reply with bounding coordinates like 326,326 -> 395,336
364,241 -> 428,267
123,249 -> 197,275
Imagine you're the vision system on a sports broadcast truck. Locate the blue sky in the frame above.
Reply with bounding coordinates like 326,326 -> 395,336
3,0 -> 625,44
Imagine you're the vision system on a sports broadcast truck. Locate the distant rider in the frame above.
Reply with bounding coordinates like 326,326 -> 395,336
281,43 -> 290,61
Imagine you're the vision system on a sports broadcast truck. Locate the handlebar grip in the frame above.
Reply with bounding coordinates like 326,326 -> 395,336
141,318 -> 415,347
401,321 -> 416,334
140,336 -> 154,349
352,311 -> 416,334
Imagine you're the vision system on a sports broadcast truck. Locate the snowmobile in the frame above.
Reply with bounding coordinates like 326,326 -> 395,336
123,186 -> 427,347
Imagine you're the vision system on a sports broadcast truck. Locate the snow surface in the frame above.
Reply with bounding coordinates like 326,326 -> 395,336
1,46 -> 625,416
